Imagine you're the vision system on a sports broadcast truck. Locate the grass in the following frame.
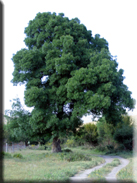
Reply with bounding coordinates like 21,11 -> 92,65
3,147 -> 105,181
3,145 -> 135,182
103,149 -> 136,182
117,158 -> 133,181
88,158 -> 121,180
133,154 -> 137,182
116,152 -> 137,182
102,149 -> 134,182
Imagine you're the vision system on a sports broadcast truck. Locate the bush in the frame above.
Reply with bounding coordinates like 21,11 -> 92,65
45,142 -> 52,150
84,123 -> 98,142
65,139 -> 76,147
96,145 -> 107,152
113,115 -> 133,151
60,152 -> 92,162
13,153 -> 23,159
74,136 -> 86,146
114,125 -> 133,150
96,118 -> 117,150
76,123 -> 98,146
107,145 -> 114,151
62,148 -> 72,153
59,136 -> 68,145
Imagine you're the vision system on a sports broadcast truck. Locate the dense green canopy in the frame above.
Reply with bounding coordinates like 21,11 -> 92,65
11,12 -> 135,140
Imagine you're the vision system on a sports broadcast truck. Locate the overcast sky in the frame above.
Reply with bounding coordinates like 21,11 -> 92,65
3,0 -> 137,123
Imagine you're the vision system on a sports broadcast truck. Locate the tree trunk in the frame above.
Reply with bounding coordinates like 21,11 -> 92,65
25,140 -> 28,146
52,137 -> 62,153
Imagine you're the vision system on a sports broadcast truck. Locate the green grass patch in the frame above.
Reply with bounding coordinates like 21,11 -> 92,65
59,151 -> 92,162
13,153 -> 23,159
3,146 -> 134,182
1,152 -> 12,159
3,147 -> 105,181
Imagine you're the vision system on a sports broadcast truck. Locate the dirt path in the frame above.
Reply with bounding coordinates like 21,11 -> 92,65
69,155 -> 129,182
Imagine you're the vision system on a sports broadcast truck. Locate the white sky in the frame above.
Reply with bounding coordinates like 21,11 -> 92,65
3,0 -> 137,123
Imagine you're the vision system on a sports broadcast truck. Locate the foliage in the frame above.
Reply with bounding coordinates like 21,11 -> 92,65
96,117 -> 118,152
11,12 -> 135,150
83,123 -> 98,143
65,137 -> 77,148
74,136 -> 86,146
96,114 -> 134,151
13,153 -> 23,159
96,145 -> 107,152
113,114 -> 134,151
121,114 -> 134,126
62,148 -> 72,152
4,98 -> 34,144
59,136 -> 68,145
59,152 -> 92,162
45,142 -> 52,150
97,118 -> 115,143
114,124 -> 133,150
76,123 -> 98,145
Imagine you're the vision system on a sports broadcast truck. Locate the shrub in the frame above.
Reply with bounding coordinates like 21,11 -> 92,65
84,123 -> 98,144
59,136 -> 68,145
113,114 -> 134,151
121,114 -> 134,126
45,142 -> 52,150
74,135 -> 86,146
60,152 -> 92,162
113,125 -> 133,150
62,148 -> 72,153
107,145 -> 114,151
96,144 -> 107,152
96,118 -> 116,150
65,139 -> 76,147
13,153 -> 23,159
76,123 -> 98,145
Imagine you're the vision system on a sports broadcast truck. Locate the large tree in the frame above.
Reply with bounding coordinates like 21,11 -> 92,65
11,12 -> 135,152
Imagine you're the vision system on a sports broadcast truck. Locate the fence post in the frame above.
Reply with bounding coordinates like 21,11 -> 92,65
6,143 -> 7,153
12,142 -> 14,153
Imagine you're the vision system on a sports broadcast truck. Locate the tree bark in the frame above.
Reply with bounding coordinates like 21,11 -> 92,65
52,137 -> 62,153
25,140 -> 28,146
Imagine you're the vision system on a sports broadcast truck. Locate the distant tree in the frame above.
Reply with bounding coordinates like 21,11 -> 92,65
113,114 -> 134,150
4,98 -> 38,145
11,12 -> 135,152
76,123 -> 98,145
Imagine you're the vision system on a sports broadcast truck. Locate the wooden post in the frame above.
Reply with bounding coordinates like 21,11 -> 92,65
12,142 -> 14,153
6,143 -> 7,153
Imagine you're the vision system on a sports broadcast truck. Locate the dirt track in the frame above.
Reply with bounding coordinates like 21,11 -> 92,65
69,155 -> 129,182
